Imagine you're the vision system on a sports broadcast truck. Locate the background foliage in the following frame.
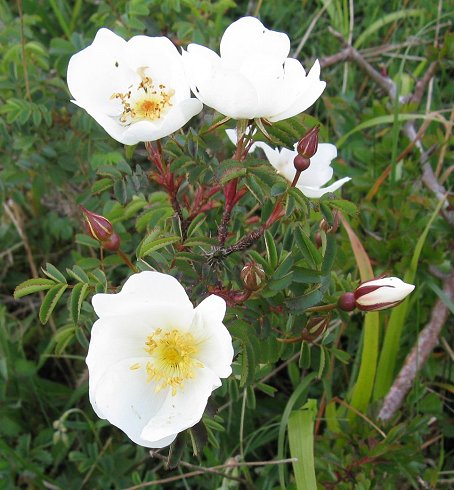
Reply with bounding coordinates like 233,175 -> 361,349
0,0 -> 453,488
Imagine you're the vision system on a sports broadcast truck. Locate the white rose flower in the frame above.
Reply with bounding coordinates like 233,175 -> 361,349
67,28 -> 203,145
86,271 -> 234,448
182,17 -> 326,121
355,276 -> 415,311
226,129 -> 350,198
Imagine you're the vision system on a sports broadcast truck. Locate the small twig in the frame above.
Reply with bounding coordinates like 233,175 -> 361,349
331,397 -> 387,439
124,458 -> 297,489
320,31 -> 454,228
407,61 -> 439,106
292,2 -> 330,58
378,268 -> 454,422
150,452 -> 247,486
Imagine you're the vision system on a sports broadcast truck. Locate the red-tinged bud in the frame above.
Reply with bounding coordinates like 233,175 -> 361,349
314,231 -> 322,248
81,206 -> 113,242
240,262 -> 266,291
102,232 -> 121,252
265,202 -> 285,228
293,154 -> 310,172
296,125 -> 319,159
354,276 -> 415,311
338,292 -> 356,312
301,315 -> 330,342
224,179 -> 238,208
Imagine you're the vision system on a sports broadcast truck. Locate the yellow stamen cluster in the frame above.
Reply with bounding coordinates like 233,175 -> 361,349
144,328 -> 203,396
111,72 -> 174,125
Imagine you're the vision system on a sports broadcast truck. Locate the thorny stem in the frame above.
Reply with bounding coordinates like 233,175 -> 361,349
217,125 -> 256,245
145,141 -> 190,240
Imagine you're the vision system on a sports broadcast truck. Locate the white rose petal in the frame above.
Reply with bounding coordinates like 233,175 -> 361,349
86,271 -> 234,448
355,277 -> 415,310
226,129 -> 350,198
67,28 -> 203,145
183,17 -> 326,121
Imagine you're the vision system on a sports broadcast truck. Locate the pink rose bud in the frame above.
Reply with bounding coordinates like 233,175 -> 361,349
338,292 -> 356,312
293,154 -> 311,172
102,232 -> 121,252
354,277 -> 415,311
296,125 -> 319,159
80,206 -> 113,242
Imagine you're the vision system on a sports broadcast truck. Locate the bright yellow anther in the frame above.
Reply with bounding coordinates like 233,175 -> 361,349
144,329 -> 203,395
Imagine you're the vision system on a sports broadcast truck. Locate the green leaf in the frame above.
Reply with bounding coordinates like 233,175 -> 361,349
70,283 -> 90,324
288,400 -> 318,490
39,284 -> 68,324
264,230 -> 278,269
327,199 -> 357,216
91,178 -> 113,194
66,265 -> 89,284
295,228 -> 322,268
220,166 -> 247,185
286,289 -> 323,313
14,278 -> 56,299
321,234 -> 336,275
138,235 -> 180,258
271,182 -> 288,197
42,263 -> 67,283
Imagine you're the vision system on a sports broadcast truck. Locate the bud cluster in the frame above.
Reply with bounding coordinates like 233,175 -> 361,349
293,125 -> 320,173
80,206 -> 120,251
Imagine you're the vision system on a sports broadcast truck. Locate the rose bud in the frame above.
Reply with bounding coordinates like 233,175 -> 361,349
81,206 -> 113,242
338,292 -> 356,312
101,232 -> 121,252
296,125 -> 319,159
354,277 -> 415,311
240,262 -> 266,291
293,154 -> 310,172
301,315 -> 330,342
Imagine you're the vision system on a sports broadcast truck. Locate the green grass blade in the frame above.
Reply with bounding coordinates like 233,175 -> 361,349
354,9 -> 424,49
349,311 -> 380,420
48,0 -> 71,38
288,399 -> 318,490
336,113 -> 444,149
278,372 -> 317,489
373,197 -> 446,400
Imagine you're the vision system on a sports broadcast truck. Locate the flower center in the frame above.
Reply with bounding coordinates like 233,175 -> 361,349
110,71 -> 175,126
143,328 -> 203,395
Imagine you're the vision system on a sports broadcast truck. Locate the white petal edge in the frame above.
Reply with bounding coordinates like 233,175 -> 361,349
268,60 -> 326,122
190,295 -> 234,378
141,365 -> 221,442
92,271 -> 193,318
90,356 -> 168,447
298,177 -> 351,198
